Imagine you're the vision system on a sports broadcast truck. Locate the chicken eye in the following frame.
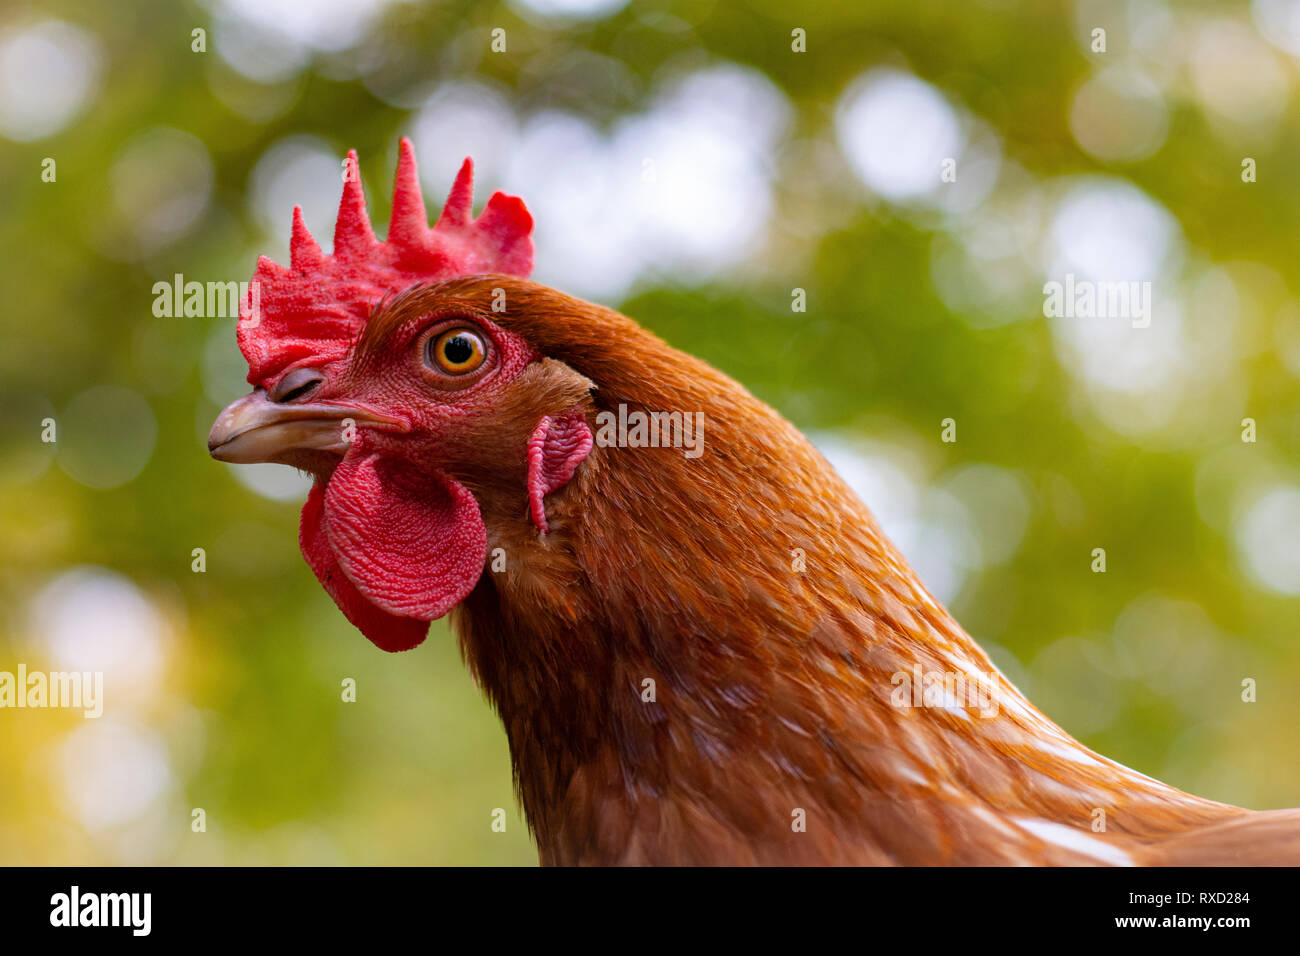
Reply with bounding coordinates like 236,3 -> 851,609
429,328 -> 486,375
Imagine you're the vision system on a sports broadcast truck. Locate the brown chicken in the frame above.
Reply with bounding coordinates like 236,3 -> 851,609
208,141 -> 1299,865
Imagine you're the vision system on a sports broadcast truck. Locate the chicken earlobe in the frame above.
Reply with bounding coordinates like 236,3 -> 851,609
526,411 -> 594,534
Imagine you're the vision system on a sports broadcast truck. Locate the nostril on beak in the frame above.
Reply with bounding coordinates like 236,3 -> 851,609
270,367 -> 325,404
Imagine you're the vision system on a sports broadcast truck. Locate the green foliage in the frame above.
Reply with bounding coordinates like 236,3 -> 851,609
2,0 -> 1297,863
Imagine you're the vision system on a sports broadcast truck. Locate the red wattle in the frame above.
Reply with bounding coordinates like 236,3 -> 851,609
323,450 -> 488,622
299,482 -> 430,652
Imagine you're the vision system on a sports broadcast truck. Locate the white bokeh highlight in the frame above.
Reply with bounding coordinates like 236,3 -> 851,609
508,0 -> 631,20
413,63 -> 790,301
0,20 -> 102,142
52,720 -> 175,831
249,135 -> 348,256
208,0 -> 392,82
1235,485 -> 1300,595
835,68 -> 965,204
28,566 -> 170,704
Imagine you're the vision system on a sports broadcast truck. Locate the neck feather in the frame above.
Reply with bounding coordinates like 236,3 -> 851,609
453,317 -> 1234,864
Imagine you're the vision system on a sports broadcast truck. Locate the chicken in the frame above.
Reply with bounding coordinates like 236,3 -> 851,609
208,140 -> 1300,865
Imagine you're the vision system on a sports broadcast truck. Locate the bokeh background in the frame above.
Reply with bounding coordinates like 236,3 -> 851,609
3,0 -> 1300,865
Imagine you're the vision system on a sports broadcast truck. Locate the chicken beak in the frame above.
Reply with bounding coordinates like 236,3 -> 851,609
208,389 -> 400,464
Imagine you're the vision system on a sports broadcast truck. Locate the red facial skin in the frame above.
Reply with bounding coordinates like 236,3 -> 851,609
213,140 -> 593,651
286,306 -> 564,652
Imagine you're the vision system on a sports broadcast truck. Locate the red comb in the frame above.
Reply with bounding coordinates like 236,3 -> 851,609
237,138 -> 533,386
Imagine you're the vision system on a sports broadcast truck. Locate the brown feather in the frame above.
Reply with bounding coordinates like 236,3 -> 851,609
368,275 -> 1294,866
